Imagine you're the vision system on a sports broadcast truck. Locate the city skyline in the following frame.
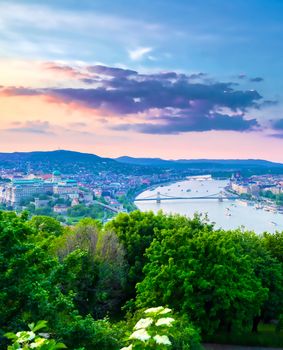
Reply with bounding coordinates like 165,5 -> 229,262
1,0 -> 283,161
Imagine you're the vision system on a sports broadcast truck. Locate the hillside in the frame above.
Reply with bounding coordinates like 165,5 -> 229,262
0,150 -> 129,174
116,156 -> 283,172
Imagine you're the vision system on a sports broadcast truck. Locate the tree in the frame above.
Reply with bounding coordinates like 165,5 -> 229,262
262,231 -> 283,263
0,211 -> 121,349
106,211 -> 204,302
54,218 -> 128,318
136,223 -> 268,335
29,216 -> 63,237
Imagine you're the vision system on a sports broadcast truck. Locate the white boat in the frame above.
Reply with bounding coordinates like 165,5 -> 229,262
235,199 -> 248,207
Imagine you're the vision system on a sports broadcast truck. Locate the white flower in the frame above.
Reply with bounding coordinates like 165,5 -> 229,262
134,317 -> 153,330
16,331 -> 36,343
156,317 -> 175,327
144,306 -> 164,314
120,345 -> 132,350
129,328 -> 151,342
30,338 -> 47,348
154,334 -> 172,345
159,307 -> 172,314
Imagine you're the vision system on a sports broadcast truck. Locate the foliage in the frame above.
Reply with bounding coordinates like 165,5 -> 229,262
54,314 -> 119,350
67,204 -> 112,221
0,211 -> 123,349
262,231 -> 283,263
205,322 -> 283,348
5,320 -> 66,349
121,306 -> 201,350
29,216 -> 63,236
0,209 -> 283,349
260,190 -> 283,205
54,219 -> 128,318
136,225 -> 271,335
106,211 -> 206,302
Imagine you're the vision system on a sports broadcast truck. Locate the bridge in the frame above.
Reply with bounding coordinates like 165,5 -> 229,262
93,200 -> 122,213
135,191 -> 238,203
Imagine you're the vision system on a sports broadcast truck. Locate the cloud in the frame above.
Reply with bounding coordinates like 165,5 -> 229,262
1,64 -> 266,135
0,2 -> 165,60
112,110 -> 259,134
42,62 -> 93,80
68,122 -> 87,128
270,118 -> 283,130
250,77 -> 264,82
269,133 -> 283,139
5,120 -> 53,134
87,65 -> 137,78
128,47 -> 153,60
3,120 -> 94,137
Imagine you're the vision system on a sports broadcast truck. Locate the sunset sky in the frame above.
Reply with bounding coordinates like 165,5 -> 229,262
1,0 -> 283,161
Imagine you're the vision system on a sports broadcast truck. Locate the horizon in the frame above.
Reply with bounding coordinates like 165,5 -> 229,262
0,148 -> 282,164
1,1 -> 283,161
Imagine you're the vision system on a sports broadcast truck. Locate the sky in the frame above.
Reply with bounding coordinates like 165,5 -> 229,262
1,0 -> 283,161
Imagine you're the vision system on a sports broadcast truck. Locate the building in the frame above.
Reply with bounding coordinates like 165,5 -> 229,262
0,179 -> 53,207
231,182 -> 249,195
0,172 -> 78,208
52,170 -> 62,183
53,179 -> 78,195
53,204 -> 68,215
34,198 -> 50,209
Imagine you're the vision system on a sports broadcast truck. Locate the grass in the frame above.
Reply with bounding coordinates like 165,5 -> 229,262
204,323 -> 283,348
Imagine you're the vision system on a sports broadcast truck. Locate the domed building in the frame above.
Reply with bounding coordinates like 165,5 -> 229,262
52,170 -> 61,183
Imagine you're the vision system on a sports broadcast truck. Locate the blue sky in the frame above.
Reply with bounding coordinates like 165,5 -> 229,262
0,0 -> 283,160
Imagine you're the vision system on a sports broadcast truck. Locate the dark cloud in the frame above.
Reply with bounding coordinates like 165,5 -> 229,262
87,65 -> 138,78
237,74 -> 246,79
270,133 -> 283,139
1,87 -> 41,96
113,110 -> 259,134
271,118 -> 283,130
260,100 -> 278,107
189,72 -> 207,79
1,64 -> 266,135
80,78 -> 98,84
250,77 -> 264,82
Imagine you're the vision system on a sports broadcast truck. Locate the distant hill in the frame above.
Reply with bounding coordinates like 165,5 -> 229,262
0,150 -> 107,163
0,150 -> 283,175
116,156 -> 283,171
0,150 -> 127,174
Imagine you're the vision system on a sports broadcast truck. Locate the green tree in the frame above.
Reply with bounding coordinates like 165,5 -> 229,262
0,211 -> 120,349
54,219 -> 128,318
29,215 -> 63,236
136,223 -> 268,335
106,211 -> 204,302
262,231 -> 283,263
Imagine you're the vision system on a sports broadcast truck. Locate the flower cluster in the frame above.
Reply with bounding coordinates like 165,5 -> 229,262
5,321 -> 66,350
121,306 -> 175,349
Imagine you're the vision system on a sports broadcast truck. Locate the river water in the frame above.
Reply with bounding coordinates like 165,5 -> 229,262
135,177 -> 283,234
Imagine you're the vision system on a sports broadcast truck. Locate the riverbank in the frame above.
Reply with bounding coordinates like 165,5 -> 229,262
135,177 -> 283,234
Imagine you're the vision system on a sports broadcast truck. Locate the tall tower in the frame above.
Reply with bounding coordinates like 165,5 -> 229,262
156,191 -> 161,204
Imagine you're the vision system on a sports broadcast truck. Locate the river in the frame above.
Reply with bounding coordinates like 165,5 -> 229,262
135,176 -> 283,234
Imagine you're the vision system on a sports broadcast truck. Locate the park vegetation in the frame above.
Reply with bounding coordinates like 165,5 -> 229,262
0,210 -> 283,349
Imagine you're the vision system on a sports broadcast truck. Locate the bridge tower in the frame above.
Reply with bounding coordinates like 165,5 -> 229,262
156,191 -> 161,204
218,191 -> 224,202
